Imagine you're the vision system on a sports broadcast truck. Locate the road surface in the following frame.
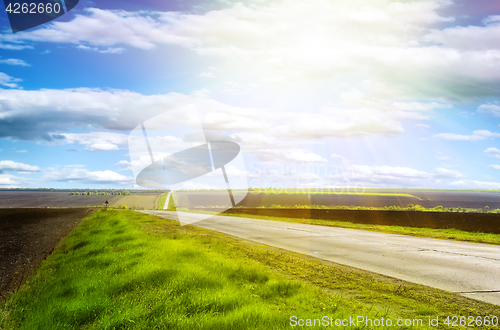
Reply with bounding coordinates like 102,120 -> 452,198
140,210 -> 500,305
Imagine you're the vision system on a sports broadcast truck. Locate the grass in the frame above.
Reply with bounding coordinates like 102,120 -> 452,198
108,194 -> 161,210
190,210 -> 500,246
2,210 -> 500,329
157,193 -> 168,210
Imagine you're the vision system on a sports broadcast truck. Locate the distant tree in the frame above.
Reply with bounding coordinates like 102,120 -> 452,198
485,206 -> 489,210
69,192 -> 74,195
122,204 -> 128,209
407,203 -> 414,209
123,190 -> 131,195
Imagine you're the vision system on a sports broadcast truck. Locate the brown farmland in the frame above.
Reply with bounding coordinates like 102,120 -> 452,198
0,191 -> 121,208
0,208 -> 95,302
175,191 -> 500,209
0,191 -> 163,209
108,193 -> 161,210
201,207 -> 500,234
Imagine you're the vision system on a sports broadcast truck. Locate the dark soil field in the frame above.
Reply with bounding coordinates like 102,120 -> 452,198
175,191 -> 500,209
0,191 -> 121,208
200,207 -> 500,234
0,208 -> 95,302
408,190 -> 500,208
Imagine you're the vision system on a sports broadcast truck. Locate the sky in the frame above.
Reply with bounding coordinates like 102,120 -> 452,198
0,0 -> 500,190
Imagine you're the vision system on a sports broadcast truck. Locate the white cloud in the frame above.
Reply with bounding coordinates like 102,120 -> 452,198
114,160 -> 131,166
451,179 -> 500,189
42,165 -> 133,184
331,154 -> 348,161
0,160 -> 40,172
434,167 -> 464,178
274,108 -> 404,138
0,2 -> 480,91
0,87 -> 211,140
62,132 -> 128,151
0,72 -> 22,88
0,173 -> 32,186
478,103 -> 500,117
488,164 -> 500,171
415,123 -> 430,131
434,130 -> 500,141
0,42 -> 33,50
76,45 -> 125,54
3,1 -> 497,100
253,149 -> 327,163
199,72 -> 215,78
325,164 -> 434,187
0,58 -> 30,66
484,147 -> 500,153
221,81 -> 253,94
424,15 -> 500,51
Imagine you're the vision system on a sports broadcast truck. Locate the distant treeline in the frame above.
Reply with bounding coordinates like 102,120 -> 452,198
69,191 -> 131,196
0,188 -> 168,193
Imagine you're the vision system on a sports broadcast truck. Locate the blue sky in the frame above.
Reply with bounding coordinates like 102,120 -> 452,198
0,0 -> 500,190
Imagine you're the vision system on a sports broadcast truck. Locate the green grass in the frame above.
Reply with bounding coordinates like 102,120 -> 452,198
192,210 -> 500,246
2,210 -> 499,329
156,192 -> 177,211
157,193 -> 168,210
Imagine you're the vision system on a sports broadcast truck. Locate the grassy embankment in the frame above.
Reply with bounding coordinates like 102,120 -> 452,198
157,192 -> 168,210
1,210 -> 499,329
108,194 -> 161,210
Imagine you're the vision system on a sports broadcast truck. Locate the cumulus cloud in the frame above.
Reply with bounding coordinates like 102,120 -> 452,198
0,72 -> 22,88
488,164 -> 500,170
199,72 -> 215,78
6,1 -> 499,99
484,147 -> 500,159
423,15 -> 500,51
434,130 -> 500,141
324,164 -> 464,188
0,160 -> 40,172
42,165 -> 133,184
76,45 -> 126,54
0,87 -> 208,141
451,179 -> 500,189
478,102 -> 500,117
62,132 -> 128,151
434,167 -> 464,178
0,173 -> 33,186
0,58 -> 30,66
252,149 -> 327,163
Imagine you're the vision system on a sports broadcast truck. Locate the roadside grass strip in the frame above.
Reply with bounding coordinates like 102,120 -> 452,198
1,210 -> 499,329
157,193 -> 168,210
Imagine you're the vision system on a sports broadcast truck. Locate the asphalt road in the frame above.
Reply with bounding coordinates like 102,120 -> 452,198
141,210 -> 500,305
